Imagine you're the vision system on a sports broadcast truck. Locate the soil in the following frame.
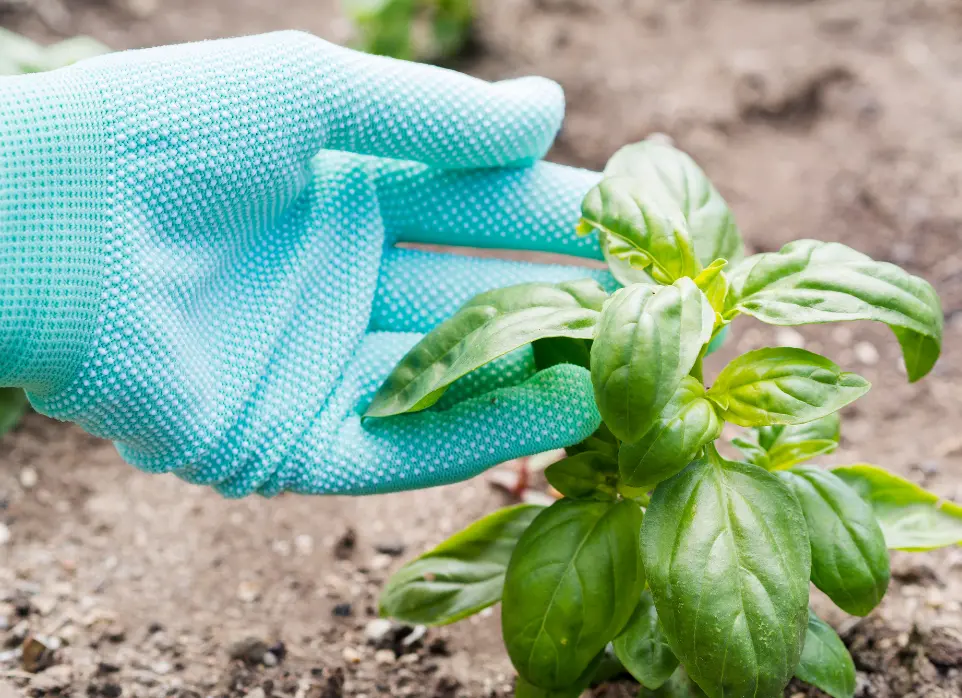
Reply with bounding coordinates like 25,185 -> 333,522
2,0 -> 962,696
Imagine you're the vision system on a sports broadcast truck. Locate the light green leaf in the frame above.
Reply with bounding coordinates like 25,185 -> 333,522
693,259 -> 729,315
795,609 -> 856,698
379,504 -> 542,626
544,452 -> 618,501
613,590 -> 679,689
707,348 -> 870,427
580,178 -> 700,284
0,388 -> 28,438
734,413 -> 840,471
618,377 -> 721,488
779,466 -> 890,616
366,279 -> 607,417
642,447 -> 811,698
503,499 -> 646,690
603,140 -> 745,266
725,240 -> 943,382
591,278 -> 715,442
833,464 -> 962,551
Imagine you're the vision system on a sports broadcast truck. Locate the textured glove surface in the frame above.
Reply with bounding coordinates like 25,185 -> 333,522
0,31 -> 611,496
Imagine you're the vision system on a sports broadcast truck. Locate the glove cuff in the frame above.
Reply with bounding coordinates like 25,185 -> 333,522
0,70 -> 109,398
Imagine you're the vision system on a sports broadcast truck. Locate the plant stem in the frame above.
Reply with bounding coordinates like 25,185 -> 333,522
691,356 -> 704,384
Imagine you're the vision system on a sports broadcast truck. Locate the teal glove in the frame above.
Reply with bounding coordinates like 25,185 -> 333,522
0,31 -> 611,496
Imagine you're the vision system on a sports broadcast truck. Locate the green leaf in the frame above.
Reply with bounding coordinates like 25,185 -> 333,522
580,178 -> 700,284
641,447 -> 811,698
779,466 -> 890,616
545,452 -> 618,500
379,504 -> 542,626
707,348 -> 870,427
366,279 -> 607,417
514,675 -> 584,698
795,609 -> 856,698
603,140 -> 745,267
734,414 -> 840,471
566,423 -> 620,461
693,259 -> 730,315
613,590 -> 679,689
618,377 -> 722,488
725,239 -> 943,382
833,464 -> 962,551
591,279 -> 715,442
503,499 -> 646,690
0,388 -> 28,438
640,668 -> 709,698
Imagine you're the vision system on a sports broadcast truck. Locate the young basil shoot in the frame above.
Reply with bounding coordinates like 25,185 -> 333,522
370,138 -> 957,698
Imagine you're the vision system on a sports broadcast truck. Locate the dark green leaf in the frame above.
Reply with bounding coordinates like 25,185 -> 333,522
0,388 -> 27,437
366,279 -> 607,417
833,464 -> 962,551
725,240 -> 943,382
503,499 -> 646,690
779,466 -> 890,616
514,675 -> 584,698
566,423 -> 620,461
533,337 -> 592,371
545,453 -> 618,500
591,279 -> 715,442
795,609 -> 856,698
734,414 -> 840,471
613,590 -> 679,689
642,447 -> 811,698
379,504 -> 542,626
580,178 -> 700,285
603,140 -> 745,267
707,348 -> 870,427
618,377 -> 721,488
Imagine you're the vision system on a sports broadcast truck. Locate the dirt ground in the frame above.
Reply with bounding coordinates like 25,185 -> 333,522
2,0 -> 962,696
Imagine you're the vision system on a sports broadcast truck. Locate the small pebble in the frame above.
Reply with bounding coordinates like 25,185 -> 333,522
19,468 -> 38,489
262,651 -> 278,667
228,637 -> 269,664
370,554 -> 393,571
374,649 -> 396,665
152,661 -> 171,675
342,647 -> 362,664
364,618 -> 394,644
236,581 -> 261,603
332,603 -> 353,618
246,688 -> 267,698
0,523 -> 9,546
374,542 -> 406,557
294,534 -> 314,555
854,341 -> 879,365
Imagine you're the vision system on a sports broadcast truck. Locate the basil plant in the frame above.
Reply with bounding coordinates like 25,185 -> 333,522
366,140 -> 959,698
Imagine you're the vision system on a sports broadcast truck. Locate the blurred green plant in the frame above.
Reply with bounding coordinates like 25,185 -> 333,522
0,28 -> 110,75
342,0 -> 474,63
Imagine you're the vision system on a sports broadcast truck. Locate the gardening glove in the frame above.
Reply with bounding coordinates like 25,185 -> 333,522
0,31 -> 613,497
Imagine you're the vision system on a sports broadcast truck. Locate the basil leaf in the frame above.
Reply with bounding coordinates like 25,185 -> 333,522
379,504 -> 542,626
833,464 -> 962,551
545,452 -> 618,501
618,377 -> 722,488
640,668 -> 709,698
779,466 -> 890,616
613,589 -> 679,690
502,499 -> 646,690
566,423 -> 620,461
693,259 -> 729,315
581,178 -> 700,284
642,448 -> 811,698
603,140 -> 745,267
795,609 -> 856,698
725,240 -> 943,382
734,414 -> 840,471
366,279 -> 607,417
0,388 -> 27,437
533,337 -> 592,371
592,279 -> 715,442
514,676 -> 585,698
707,348 -> 870,427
